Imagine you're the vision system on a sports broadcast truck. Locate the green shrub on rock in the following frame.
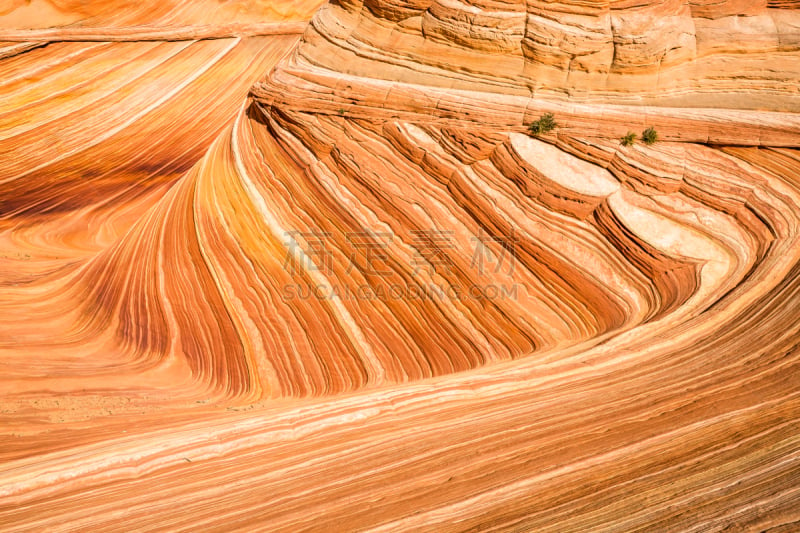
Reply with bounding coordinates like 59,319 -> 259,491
529,113 -> 557,136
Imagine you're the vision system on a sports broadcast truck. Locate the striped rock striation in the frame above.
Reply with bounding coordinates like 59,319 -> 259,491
1,0 -> 800,531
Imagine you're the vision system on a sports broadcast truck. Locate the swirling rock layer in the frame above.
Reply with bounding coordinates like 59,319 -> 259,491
1,0 -> 800,531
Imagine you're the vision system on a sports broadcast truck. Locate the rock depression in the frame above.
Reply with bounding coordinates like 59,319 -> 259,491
1,0 -> 800,531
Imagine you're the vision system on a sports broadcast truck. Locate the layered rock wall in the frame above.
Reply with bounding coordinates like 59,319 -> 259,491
278,0 -> 800,108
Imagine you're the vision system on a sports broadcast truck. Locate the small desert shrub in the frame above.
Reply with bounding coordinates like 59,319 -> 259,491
621,132 -> 637,146
529,113 -> 557,136
642,127 -> 659,145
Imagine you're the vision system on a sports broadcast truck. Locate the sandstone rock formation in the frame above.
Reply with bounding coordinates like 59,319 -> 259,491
1,0 -> 800,530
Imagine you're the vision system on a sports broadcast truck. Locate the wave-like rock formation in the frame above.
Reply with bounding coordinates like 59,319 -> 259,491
1,0 -> 800,530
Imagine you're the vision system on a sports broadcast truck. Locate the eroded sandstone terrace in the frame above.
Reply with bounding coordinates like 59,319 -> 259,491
1,0 -> 800,531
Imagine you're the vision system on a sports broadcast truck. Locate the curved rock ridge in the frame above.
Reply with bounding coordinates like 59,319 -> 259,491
2,0 -> 800,531
0,5 -> 320,420
6,100 -> 796,402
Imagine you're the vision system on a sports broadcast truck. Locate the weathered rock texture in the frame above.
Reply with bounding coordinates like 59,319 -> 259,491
263,0 -> 800,110
1,0 -> 800,531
